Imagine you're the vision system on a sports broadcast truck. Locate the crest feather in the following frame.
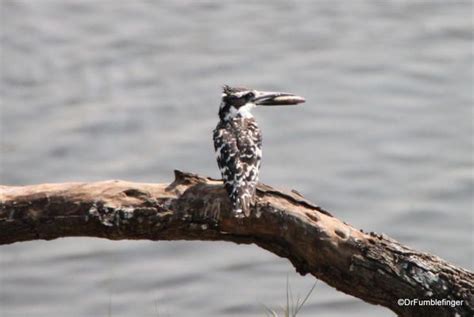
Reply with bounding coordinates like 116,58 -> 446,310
222,85 -> 249,95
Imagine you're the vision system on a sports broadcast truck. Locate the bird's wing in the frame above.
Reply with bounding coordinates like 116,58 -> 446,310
213,121 -> 261,217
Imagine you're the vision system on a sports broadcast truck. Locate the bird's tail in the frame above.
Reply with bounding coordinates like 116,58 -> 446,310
232,187 -> 255,217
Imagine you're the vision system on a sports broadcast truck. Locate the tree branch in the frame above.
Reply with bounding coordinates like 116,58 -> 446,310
0,170 -> 472,316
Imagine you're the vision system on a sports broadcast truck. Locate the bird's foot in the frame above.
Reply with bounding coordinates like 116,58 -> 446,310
233,209 -> 245,218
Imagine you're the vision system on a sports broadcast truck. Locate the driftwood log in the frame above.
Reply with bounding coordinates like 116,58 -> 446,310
0,170 -> 472,316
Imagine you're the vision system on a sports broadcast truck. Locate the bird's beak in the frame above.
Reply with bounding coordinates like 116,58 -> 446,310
253,90 -> 305,106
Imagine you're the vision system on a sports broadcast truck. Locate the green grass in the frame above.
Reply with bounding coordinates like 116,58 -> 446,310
263,277 -> 317,317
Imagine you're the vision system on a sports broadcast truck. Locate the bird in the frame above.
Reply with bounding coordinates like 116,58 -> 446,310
213,85 -> 305,217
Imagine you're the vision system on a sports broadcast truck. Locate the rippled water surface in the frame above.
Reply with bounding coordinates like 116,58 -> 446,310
1,1 -> 472,316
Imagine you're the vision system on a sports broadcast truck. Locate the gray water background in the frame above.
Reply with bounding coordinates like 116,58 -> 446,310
0,1 -> 472,316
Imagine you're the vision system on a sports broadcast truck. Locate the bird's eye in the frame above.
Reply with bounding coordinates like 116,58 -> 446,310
245,92 -> 255,99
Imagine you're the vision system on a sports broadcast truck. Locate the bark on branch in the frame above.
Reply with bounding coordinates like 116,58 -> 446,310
0,171 -> 472,316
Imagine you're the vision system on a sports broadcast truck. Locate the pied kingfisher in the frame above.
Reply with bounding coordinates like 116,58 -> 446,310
213,85 -> 305,217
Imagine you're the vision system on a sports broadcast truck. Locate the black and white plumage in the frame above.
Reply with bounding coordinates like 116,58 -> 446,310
213,85 -> 305,217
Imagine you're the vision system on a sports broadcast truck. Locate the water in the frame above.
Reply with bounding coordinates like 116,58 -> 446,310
0,1 -> 472,316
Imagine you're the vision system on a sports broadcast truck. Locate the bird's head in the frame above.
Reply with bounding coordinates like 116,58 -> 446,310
218,85 -> 305,121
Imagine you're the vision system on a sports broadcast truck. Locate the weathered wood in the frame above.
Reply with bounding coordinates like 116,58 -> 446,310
0,170 -> 472,316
